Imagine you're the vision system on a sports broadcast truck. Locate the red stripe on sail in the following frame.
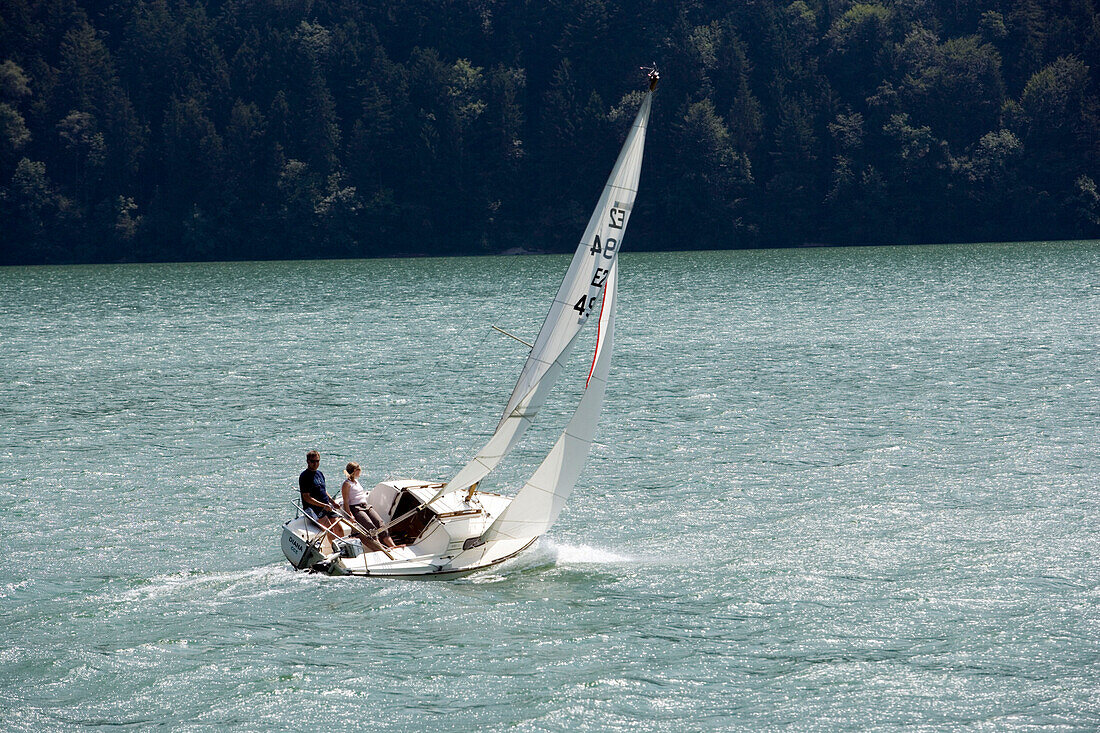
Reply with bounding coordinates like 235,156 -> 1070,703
586,284 -> 609,387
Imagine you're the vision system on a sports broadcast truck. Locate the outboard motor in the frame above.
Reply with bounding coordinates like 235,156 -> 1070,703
281,523 -> 326,569
333,537 -> 364,559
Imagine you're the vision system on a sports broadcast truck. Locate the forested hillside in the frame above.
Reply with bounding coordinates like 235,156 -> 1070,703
1,0 -> 1098,264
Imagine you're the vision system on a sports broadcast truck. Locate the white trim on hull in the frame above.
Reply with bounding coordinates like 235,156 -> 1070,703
280,482 -> 538,579
342,537 -> 538,579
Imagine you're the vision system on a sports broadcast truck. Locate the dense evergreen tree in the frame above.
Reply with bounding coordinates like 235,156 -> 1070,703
1,0 -> 1098,265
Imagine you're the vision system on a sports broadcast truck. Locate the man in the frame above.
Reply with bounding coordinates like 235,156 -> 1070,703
298,450 -> 344,540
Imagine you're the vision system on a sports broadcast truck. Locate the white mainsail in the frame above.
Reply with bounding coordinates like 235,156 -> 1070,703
478,260 -> 619,543
432,91 -> 652,501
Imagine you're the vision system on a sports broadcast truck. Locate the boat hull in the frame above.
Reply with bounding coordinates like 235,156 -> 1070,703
280,482 -> 538,579
343,536 -> 537,579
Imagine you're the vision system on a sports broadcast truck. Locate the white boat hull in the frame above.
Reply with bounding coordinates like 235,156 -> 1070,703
281,481 -> 537,578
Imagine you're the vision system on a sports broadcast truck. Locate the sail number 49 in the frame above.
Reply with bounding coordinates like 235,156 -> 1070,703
575,208 -> 626,318
589,234 -> 618,257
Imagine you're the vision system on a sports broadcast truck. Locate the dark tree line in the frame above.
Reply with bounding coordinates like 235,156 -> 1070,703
1,0 -> 1098,265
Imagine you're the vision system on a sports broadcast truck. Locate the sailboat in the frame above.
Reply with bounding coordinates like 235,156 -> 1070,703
281,72 -> 656,577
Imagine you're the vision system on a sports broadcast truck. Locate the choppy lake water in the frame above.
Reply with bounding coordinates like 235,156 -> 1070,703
2,241 -> 1098,730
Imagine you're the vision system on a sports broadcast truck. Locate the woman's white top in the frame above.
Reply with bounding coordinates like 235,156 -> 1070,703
343,478 -> 368,506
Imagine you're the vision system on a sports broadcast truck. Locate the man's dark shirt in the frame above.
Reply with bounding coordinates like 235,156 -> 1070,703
298,469 -> 331,509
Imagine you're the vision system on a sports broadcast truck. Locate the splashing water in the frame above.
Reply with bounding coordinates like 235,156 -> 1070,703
539,539 -> 634,564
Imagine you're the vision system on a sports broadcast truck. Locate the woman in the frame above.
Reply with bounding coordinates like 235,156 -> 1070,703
341,462 -> 398,549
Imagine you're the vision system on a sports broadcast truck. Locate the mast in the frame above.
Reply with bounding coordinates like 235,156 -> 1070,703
426,82 -> 654,504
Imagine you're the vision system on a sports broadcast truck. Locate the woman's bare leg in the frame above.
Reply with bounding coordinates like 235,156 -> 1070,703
365,506 -> 398,548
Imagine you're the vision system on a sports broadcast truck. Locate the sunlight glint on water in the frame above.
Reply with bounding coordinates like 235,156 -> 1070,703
1,241 -> 1098,730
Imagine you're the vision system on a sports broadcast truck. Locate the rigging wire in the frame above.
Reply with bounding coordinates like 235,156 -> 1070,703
358,324 -> 497,479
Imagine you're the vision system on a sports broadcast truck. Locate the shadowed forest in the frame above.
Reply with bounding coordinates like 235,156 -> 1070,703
1,0 -> 1098,265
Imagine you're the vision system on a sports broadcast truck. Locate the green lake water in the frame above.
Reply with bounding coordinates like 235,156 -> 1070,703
1,241 -> 1098,730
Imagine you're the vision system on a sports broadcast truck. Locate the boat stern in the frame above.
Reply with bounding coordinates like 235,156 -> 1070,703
281,518 -> 324,570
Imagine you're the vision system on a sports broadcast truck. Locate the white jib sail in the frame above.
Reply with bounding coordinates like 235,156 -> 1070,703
478,260 -> 619,544
432,92 -> 651,502
438,328 -> 585,497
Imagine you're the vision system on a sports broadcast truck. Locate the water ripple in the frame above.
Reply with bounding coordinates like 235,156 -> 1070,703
1,243 -> 1098,730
